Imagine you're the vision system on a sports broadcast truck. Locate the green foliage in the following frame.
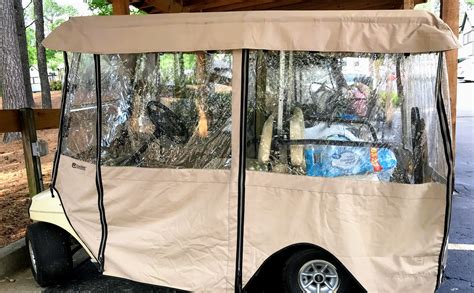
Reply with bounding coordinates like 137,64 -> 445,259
25,0 -> 78,72
465,0 -> 474,6
27,0 -> 78,32
26,28 -> 37,66
84,0 -> 147,15
379,91 -> 401,108
50,80 -> 62,91
84,0 -> 113,15
183,54 -> 197,70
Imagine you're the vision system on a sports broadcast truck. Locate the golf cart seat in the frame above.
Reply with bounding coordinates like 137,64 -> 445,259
258,114 -> 274,164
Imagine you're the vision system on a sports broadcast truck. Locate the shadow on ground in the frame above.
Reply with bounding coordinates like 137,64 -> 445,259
46,260 -> 187,293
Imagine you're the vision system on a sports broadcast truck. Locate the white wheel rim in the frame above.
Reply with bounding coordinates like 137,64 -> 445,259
298,259 -> 339,293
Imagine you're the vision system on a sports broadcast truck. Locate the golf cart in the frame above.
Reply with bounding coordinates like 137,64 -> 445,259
27,10 -> 458,292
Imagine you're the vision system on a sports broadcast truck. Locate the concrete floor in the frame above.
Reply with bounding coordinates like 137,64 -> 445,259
436,81 -> 474,292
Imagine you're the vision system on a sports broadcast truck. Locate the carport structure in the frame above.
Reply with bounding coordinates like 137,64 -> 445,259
115,0 -> 426,13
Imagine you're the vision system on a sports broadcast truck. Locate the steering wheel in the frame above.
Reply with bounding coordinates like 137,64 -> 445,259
101,101 -> 190,167
146,100 -> 189,144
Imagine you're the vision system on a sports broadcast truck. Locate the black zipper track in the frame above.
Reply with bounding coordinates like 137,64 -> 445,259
50,53 -> 99,263
50,51 -> 70,190
94,54 -> 108,272
235,49 -> 249,293
434,53 -> 454,289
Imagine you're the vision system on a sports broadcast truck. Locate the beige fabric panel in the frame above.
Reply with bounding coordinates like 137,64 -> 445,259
101,167 -> 231,291
101,51 -> 243,292
54,155 -> 101,260
243,171 -> 446,292
43,10 -> 459,54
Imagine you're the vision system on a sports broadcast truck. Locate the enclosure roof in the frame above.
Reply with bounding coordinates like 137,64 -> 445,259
43,10 -> 459,54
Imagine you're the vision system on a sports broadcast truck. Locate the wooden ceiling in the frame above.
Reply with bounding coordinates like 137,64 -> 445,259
125,0 -> 427,14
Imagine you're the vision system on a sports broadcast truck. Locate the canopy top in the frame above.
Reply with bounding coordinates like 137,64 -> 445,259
43,10 -> 459,54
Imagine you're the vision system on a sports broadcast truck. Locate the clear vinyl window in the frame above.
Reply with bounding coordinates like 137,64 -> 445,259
246,51 -> 447,184
99,52 -> 232,169
61,53 -> 97,163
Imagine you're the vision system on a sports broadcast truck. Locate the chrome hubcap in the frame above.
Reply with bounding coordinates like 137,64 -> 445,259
298,260 -> 339,293
28,241 -> 37,274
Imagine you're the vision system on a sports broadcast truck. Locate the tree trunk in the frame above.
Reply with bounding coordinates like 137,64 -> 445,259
1,0 -> 29,142
33,0 -> 52,109
14,0 -> 34,108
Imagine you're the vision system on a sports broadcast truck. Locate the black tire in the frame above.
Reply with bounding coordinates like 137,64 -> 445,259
282,249 -> 349,293
26,222 -> 73,287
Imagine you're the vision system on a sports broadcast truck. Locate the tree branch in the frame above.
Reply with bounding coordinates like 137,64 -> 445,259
25,19 -> 36,29
23,0 -> 33,11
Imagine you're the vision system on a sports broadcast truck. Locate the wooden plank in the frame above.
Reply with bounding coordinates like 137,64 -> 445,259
441,0 -> 459,147
141,0 -> 428,13
260,0 -> 399,10
0,110 -> 21,132
134,3 -> 155,9
206,0 -> 399,11
19,108 -> 44,196
206,0 -> 291,11
143,0 -> 188,13
287,0 -> 399,10
0,109 -> 60,133
187,0 -> 267,11
34,109 -> 61,130
112,0 -> 130,15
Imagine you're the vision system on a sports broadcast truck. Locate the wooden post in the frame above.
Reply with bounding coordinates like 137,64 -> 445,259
402,0 -> 415,9
196,51 -> 206,82
19,108 -> 44,196
441,0 -> 459,147
112,0 -> 130,15
195,52 -> 209,138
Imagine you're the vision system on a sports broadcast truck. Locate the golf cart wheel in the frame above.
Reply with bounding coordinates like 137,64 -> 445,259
282,249 -> 346,293
26,222 -> 73,287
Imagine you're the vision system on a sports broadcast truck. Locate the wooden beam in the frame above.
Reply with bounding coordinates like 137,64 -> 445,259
441,0 -> 459,146
135,3 -> 155,9
0,110 -> 21,132
270,0 -> 399,10
205,0 -> 294,12
414,0 -> 427,5
204,0 -> 399,11
143,0 -> 188,13
186,0 -> 268,11
19,108 -> 44,196
112,0 -> 130,15
402,0 -> 415,9
0,109 -> 60,133
34,109 -> 61,130
140,0 -> 428,13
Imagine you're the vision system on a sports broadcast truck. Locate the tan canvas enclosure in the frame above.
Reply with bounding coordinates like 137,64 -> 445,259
43,10 -> 456,292
44,10 -> 459,54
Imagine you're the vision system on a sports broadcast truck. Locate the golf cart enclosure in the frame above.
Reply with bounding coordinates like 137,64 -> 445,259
40,10 -> 458,292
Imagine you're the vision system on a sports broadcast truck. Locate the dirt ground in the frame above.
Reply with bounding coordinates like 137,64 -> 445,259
0,92 -> 61,247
